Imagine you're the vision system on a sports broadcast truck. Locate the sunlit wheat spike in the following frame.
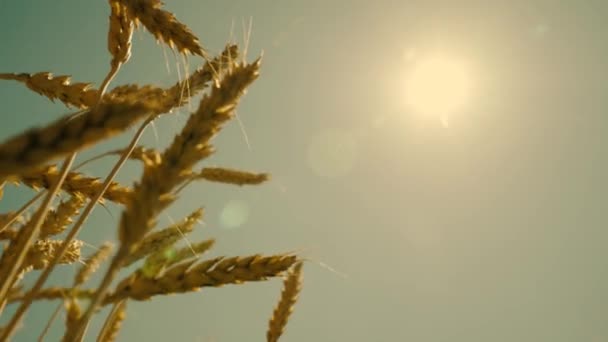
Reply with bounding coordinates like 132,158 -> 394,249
106,254 -> 297,302
122,208 -> 203,267
23,239 -> 83,270
108,0 -> 134,71
40,194 -> 86,239
0,72 -> 98,108
119,60 -> 260,248
142,238 -> 215,278
196,167 -> 269,186
267,262 -> 303,342
97,300 -> 127,342
0,97 -> 162,179
117,0 -> 205,56
74,242 -> 113,287
15,165 -> 132,205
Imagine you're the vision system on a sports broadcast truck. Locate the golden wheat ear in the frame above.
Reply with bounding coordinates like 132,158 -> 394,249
14,166 -> 132,205
73,242 -> 114,288
122,208 -> 203,267
0,97 -> 161,179
105,254 -> 298,303
0,72 -> 98,108
267,262 -> 304,342
116,0 -> 206,57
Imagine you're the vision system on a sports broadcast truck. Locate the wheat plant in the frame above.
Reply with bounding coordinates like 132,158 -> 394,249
0,1 -> 303,341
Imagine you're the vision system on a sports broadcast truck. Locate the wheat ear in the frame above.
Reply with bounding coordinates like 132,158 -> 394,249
40,195 -> 86,239
74,243 -> 114,288
267,262 -> 303,342
69,60 -> 260,340
123,208 -> 202,267
16,166 -> 132,205
117,0 -> 205,56
63,298 -> 83,342
0,118 -> 153,340
0,154 -> 75,315
142,238 -> 215,278
106,254 -> 297,302
0,72 -> 98,108
96,300 -> 127,342
0,98 -> 160,179
23,239 -> 83,270
196,167 -> 269,186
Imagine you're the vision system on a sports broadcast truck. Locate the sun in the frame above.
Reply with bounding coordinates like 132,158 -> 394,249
405,56 -> 471,118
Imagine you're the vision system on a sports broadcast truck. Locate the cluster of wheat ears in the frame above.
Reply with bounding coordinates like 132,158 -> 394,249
0,1 -> 303,341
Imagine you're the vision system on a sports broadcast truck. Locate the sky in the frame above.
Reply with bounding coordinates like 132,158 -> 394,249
1,1 -> 608,341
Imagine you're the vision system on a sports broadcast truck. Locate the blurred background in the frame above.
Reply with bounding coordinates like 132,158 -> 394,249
1,1 -> 608,341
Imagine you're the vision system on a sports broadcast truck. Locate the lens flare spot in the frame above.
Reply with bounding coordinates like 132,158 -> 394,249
220,200 -> 250,229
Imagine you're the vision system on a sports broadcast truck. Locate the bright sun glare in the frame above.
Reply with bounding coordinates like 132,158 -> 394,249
405,56 -> 471,119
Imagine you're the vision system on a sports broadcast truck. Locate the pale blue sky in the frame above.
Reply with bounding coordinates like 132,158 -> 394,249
1,1 -> 608,341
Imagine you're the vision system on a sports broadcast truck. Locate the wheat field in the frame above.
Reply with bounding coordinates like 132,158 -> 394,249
0,1 -> 302,341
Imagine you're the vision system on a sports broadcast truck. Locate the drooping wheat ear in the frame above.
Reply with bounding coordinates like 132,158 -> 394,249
196,167 -> 269,186
142,238 -> 215,278
97,300 -> 127,342
0,72 -> 98,108
40,194 -> 86,239
117,0 -> 205,56
8,287 -> 96,304
23,239 -> 83,270
267,262 -> 303,342
107,1 -> 133,74
0,96 -> 161,179
97,0 -> 134,100
15,165 -> 132,205
122,208 -> 203,267
74,242 -> 114,288
106,254 -> 297,302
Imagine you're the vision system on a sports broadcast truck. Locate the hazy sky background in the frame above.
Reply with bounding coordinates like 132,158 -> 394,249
1,1 -> 607,341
